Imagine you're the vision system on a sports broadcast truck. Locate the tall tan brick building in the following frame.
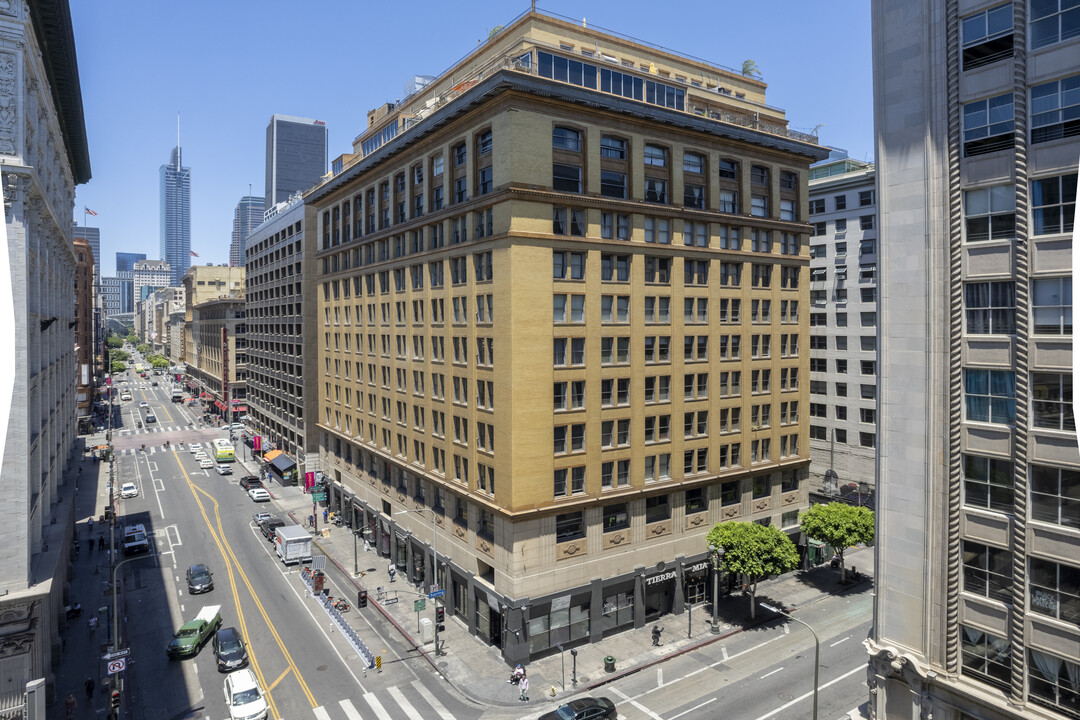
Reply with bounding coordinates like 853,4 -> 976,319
308,10 -> 827,664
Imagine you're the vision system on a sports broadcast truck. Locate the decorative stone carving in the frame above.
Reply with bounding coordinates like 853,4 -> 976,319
686,513 -> 706,529
413,499 -> 424,510
0,2 -> 19,19
603,531 -> 628,549
478,537 -> 494,557
434,514 -> 445,528
453,523 -> 466,540
723,505 -> 741,519
0,632 -> 35,658
781,491 -> 799,506
0,51 -> 17,155
753,499 -> 770,512
396,491 -> 406,503
646,519 -> 671,538
556,539 -> 584,559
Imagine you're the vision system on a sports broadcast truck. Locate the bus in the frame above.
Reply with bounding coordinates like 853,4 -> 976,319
211,439 -> 235,463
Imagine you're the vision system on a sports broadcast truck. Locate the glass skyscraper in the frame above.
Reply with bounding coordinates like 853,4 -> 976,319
115,251 -> 146,273
160,145 -> 191,285
229,195 -> 265,267
264,114 -> 327,210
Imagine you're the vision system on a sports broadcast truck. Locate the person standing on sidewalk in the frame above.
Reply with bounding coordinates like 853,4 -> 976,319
652,625 -> 663,646
65,694 -> 76,720
84,677 -> 94,700
518,673 -> 529,701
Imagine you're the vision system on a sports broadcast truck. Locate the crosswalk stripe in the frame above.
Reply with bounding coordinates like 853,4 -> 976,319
362,692 -> 394,720
312,705 -> 332,720
337,699 -> 364,720
386,686 -> 425,720
409,680 -> 457,720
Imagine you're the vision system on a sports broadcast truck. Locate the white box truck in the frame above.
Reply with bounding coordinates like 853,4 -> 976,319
274,525 -> 312,565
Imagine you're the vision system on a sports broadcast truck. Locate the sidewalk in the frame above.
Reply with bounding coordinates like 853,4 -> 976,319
53,430 -> 119,715
261,478 -> 875,710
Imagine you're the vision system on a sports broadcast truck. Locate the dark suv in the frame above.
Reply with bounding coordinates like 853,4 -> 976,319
186,564 -> 214,594
259,517 -> 285,540
213,626 -> 249,672
239,475 -> 263,490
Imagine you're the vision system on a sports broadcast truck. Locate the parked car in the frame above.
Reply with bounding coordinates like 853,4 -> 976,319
186,564 -> 214,594
120,482 -> 138,499
189,443 -> 203,454
213,626 -> 248,672
252,511 -> 273,525
248,488 -> 270,503
259,517 -> 285,540
223,668 -> 267,720
199,458 -> 215,469
215,464 -> 233,476
538,697 -> 618,720
239,475 -> 262,490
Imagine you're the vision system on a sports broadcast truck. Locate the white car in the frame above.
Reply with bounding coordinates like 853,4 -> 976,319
194,451 -> 209,461
227,423 -> 245,432
188,443 -> 203,454
120,482 -> 138,498
139,401 -> 148,408
248,488 -> 270,503
120,393 -> 132,402
215,464 -> 232,476
223,668 -> 268,720
199,458 -> 214,469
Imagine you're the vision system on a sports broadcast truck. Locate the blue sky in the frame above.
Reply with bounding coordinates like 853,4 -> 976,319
71,1 -> 872,274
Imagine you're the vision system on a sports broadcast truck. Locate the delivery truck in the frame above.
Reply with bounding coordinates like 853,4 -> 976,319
274,525 -> 312,565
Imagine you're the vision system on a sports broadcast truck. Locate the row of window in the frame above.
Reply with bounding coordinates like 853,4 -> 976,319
963,82 -> 1080,157
555,251 -> 800,289
964,278 -> 1072,335
808,190 -> 876,215
808,426 -> 877,447
963,369 -> 1073,429
962,1 -> 1079,73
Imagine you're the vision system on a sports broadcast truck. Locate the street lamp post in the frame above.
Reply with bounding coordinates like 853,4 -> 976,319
395,508 -> 441,656
760,602 -> 819,720
711,546 -> 725,634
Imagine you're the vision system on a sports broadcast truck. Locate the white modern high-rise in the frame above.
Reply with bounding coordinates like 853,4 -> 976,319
229,195 -> 265,267
869,1 -> 1079,719
132,259 -> 171,304
160,145 -> 191,285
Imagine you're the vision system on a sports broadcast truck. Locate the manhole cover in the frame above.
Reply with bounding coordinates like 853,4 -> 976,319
778,692 -> 794,702
438,662 -> 448,669
316,665 -> 328,671
579,675 -> 591,683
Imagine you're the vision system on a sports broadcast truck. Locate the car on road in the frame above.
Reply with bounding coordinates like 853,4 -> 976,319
186,564 -> 214,594
194,451 -> 208,461
239,475 -> 262,490
215,464 -> 232,476
120,482 -> 138,499
227,423 -> 245,432
139,401 -> 148,408
538,697 -> 618,720
199,458 -> 215,469
223,668 -> 267,720
248,487 -> 270,503
151,381 -> 158,386
213,627 -> 248,672
145,414 -> 156,424
120,392 -> 132,402
259,517 -> 285,540
189,443 -> 203,454
252,511 -> 273,525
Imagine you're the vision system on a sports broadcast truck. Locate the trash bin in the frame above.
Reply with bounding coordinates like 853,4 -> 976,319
604,655 -> 616,672
312,570 -> 325,594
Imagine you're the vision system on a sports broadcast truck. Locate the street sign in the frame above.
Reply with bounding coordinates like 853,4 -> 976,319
414,599 -> 426,612
107,659 -> 126,674
428,589 -> 446,599
102,649 -> 130,660
429,583 -> 440,594
310,491 -> 326,502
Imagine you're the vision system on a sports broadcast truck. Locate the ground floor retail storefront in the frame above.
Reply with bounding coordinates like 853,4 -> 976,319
326,483 -> 747,667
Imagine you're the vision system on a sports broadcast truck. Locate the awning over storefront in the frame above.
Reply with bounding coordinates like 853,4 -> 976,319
263,449 -> 283,463
231,404 -> 247,413
214,400 -> 226,411
270,454 -> 297,473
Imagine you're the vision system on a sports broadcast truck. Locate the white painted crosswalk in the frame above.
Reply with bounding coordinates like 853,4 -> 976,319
308,680 -> 458,720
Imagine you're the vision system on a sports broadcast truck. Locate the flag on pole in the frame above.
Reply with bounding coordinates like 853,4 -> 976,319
84,207 -> 98,216
190,250 -> 199,257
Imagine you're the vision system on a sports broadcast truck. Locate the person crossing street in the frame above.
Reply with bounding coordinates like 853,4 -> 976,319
518,673 -> 529,701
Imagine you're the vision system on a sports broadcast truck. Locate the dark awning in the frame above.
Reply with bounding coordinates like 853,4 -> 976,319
270,454 -> 297,473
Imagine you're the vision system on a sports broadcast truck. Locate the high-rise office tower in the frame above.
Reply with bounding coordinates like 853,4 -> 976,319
264,114 -> 327,210
229,195 -> 265,267
132,259 -> 171,303
73,224 -> 100,282
160,145 -> 191,285
869,1 -> 1079,719
115,251 -> 146,274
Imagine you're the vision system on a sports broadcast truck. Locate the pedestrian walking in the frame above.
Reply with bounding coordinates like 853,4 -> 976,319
323,508 -> 329,523
64,694 -> 76,720
518,674 -> 529,701
88,517 -> 94,533
98,536 -> 105,551
88,615 -> 98,636
84,677 -> 94,700
86,538 -> 93,554
652,625 -> 663,646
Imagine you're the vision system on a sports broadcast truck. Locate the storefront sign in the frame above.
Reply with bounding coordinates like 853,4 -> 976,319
645,570 -> 678,586
687,562 -> 709,574
551,594 -> 571,612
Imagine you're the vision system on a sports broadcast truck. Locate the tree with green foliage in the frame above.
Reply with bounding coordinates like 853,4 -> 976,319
111,361 -> 127,374
137,344 -> 151,354
706,521 -> 800,619
149,356 -> 169,369
741,59 -> 761,78
126,333 -> 138,343
800,502 -> 875,583
106,336 -> 124,349
110,350 -> 130,363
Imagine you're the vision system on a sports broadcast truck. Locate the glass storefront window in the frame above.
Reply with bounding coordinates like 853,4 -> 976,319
600,591 -> 634,634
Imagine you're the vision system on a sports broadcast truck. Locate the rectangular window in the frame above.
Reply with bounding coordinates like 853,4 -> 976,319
553,164 -> 583,193
601,171 -> 627,198
963,93 -> 1015,156
1032,372 -> 1075,431
962,4 -> 1014,70
644,145 -> 667,167
964,369 -> 1016,424
1033,74 -> 1080,144
1031,463 -> 1080,528
1031,0 -> 1080,49
1033,277 -> 1073,334
964,185 -> 1016,242
964,281 -> 1016,334
1029,558 -> 1080,624
1032,174 -> 1077,235
751,194 -> 768,217
603,503 -> 629,532
556,511 -> 585,542
961,625 -> 1011,691
645,495 -> 670,523
962,453 -> 1014,512
1029,649 -> 1080,716
600,136 -> 626,159
645,178 -> 668,204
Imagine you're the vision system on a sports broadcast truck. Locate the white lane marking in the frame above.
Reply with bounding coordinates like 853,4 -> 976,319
760,667 -> 783,679
721,645 -> 729,661
668,697 -> 717,720
337,699 -> 363,720
387,685 -> 425,720
752,664 -> 866,720
830,635 -> 850,648
312,706 -> 332,720
409,680 -> 457,720
362,692 -> 393,720
657,668 -> 663,686
609,687 -> 664,720
782,624 -> 790,635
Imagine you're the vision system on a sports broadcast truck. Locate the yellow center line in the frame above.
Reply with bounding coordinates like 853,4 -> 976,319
266,667 -> 292,693
178,462 -> 319,709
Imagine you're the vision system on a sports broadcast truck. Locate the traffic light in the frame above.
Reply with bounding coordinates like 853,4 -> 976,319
357,590 -> 368,608
110,690 -> 121,710
435,605 -> 445,631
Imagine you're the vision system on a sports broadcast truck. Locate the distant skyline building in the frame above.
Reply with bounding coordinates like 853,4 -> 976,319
73,224 -> 100,281
101,276 -> 124,317
229,195 -> 265,267
264,114 -> 327,210
115,251 -> 146,274
115,270 -> 134,313
132,259 -> 170,303
160,145 -> 191,285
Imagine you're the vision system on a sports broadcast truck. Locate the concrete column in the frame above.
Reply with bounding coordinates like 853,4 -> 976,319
673,557 -> 685,614
633,566 -> 646,629
589,577 -> 604,643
